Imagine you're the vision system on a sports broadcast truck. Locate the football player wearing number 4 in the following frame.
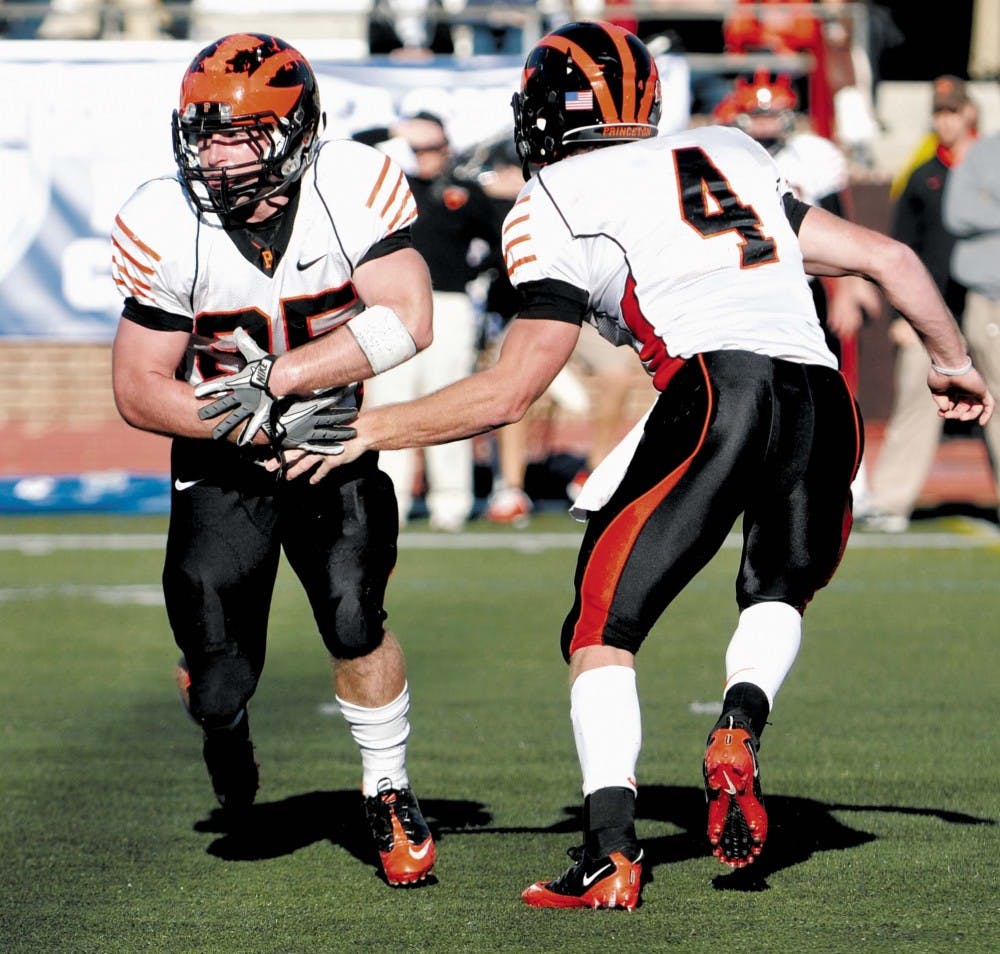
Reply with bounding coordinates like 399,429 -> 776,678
279,21 -> 994,909
110,34 -> 438,886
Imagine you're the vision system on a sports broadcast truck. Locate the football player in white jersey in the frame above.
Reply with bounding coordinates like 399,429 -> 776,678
271,22 -> 993,908
110,34 -> 438,887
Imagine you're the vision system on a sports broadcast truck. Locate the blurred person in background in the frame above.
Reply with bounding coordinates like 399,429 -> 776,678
470,137 -> 534,525
363,112 -> 499,531
110,34 -> 436,887
862,77 -> 981,532
368,0 -> 455,56
36,0 -> 166,38
943,76 -> 1000,525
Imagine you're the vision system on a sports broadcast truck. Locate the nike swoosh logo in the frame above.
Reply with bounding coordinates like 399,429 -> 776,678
581,863 -> 613,887
296,255 -> 324,271
174,478 -> 203,491
721,771 -> 737,796
408,841 -> 432,860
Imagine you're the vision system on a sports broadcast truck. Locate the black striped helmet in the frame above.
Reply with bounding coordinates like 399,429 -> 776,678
512,21 -> 661,173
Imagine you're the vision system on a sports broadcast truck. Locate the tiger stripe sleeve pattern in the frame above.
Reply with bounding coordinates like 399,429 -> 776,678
111,214 -> 161,307
503,195 -> 537,279
365,154 -> 417,235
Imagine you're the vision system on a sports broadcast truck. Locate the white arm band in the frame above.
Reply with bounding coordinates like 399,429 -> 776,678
347,304 -> 418,375
930,355 -> 974,376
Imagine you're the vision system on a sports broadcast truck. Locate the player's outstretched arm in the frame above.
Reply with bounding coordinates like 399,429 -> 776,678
796,205 -> 994,425
274,317 -> 582,483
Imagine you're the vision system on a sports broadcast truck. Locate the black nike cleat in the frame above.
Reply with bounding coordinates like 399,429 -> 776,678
522,845 -> 643,910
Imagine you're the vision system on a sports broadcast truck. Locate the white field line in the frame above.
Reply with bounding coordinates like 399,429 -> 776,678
0,528 -> 998,555
0,582 -> 164,604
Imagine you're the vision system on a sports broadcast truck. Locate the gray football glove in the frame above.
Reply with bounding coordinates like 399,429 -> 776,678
267,391 -> 358,455
195,327 -> 276,446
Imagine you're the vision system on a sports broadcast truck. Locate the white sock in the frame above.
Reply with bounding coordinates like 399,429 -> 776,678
724,602 -> 802,707
337,683 -> 411,797
570,665 -> 641,797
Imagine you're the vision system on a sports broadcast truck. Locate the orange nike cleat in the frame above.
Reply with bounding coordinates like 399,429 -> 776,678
364,779 -> 435,886
703,718 -> 767,867
522,846 -> 643,910
485,487 -> 533,527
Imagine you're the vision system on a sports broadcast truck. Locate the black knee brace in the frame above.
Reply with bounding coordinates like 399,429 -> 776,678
187,654 -> 259,730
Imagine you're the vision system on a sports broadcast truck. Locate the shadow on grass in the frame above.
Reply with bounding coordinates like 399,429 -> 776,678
194,784 -> 994,891
522,784 -> 995,892
194,790 -> 493,883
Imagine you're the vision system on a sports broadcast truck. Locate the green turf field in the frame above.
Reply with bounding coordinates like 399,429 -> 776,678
1,513 -> 998,953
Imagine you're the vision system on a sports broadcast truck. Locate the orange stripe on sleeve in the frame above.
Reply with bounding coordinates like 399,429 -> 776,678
366,155 -> 392,209
115,258 -> 152,294
114,271 -> 151,299
503,233 -> 531,254
380,170 -> 407,219
114,215 -> 161,262
112,237 -> 155,276
503,213 -> 530,235
506,254 -> 537,277
387,199 -> 416,232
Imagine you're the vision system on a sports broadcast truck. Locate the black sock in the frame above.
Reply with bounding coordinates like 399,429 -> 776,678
584,787 -> 638,859
716,683 -> 770,740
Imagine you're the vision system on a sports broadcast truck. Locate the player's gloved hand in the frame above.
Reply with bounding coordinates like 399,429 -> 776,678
195,327 -> 277,445
266,391 -> 358,455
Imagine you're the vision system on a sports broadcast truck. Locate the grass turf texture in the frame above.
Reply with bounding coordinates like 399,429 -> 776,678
1,514 -> 998,953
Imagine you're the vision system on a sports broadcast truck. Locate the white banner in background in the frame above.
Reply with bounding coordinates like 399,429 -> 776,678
0,40 -> 689,341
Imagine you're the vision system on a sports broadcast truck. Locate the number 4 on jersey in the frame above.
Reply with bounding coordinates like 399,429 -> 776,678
674,146 -> 778,268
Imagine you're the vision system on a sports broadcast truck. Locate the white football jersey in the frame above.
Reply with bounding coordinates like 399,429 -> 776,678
773,131 -> 849,207
503,125 -> 837,370
111,139 -> 417,387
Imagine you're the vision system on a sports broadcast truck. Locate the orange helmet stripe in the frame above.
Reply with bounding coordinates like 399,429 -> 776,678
637,75 -> 657,124
537,34 -> 619,124
181,37 -> 303,119
599,22 -> 637,122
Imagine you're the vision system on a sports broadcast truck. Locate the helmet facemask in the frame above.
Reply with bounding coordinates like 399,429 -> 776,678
171,33 -> 322,224
173,102 -> 316,221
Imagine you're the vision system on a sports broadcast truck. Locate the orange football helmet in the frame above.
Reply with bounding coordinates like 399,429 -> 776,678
172,33 -> 322,221
713,68 -> 798,131
512,21 -> 661,175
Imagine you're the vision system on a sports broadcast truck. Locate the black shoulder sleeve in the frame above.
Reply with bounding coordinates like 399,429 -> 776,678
515,278 -> 589,326
816,190 -> 845,218
122,296 -> 191,333
357,227 -> 414,267
782,193 -> 812,235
